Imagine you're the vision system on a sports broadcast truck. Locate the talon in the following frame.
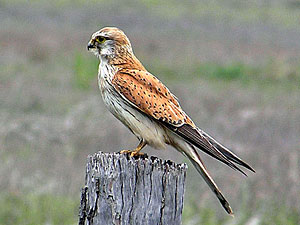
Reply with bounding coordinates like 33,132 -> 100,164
120,140 -> 147,157
130,151 -> 145,157
120,150 -> 132,154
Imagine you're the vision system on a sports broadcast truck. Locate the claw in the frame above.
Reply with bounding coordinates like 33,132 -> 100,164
130,151 -> 145,157
120,150 -> 131,154
120,140 -> 147,157
120,150 -> 145,157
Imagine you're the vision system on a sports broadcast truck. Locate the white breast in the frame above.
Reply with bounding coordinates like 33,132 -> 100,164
97,60 -> 167,149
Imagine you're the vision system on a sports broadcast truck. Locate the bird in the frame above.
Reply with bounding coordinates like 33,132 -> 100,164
87,27 -> 255,216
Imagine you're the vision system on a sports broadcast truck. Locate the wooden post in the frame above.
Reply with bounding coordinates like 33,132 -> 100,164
78,151 -> 187,225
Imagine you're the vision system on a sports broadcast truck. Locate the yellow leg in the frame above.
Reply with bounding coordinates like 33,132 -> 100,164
120,139 -> 146,157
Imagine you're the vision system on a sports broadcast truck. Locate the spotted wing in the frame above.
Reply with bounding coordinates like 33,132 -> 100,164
112,69 -> 255,174
112,69 -> 194,127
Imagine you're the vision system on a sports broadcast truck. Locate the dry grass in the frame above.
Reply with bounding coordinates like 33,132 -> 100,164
0,1 -> 300,224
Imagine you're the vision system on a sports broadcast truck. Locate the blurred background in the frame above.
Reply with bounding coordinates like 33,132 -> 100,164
1,0 -> 300,224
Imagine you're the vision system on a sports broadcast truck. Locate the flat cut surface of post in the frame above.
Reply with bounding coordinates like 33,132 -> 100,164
79,151 -> 187,225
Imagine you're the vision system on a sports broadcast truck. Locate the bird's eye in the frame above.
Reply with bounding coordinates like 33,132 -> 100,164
96,36 -> 105,43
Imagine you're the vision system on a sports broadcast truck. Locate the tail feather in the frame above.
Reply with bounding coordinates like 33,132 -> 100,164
181,144 -> 234,216
202,131 -> 255,173
170,124 -> 254,175
165,122 -> 255,215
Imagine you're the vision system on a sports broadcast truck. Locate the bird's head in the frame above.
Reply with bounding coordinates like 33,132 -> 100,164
87,27 -> 132,59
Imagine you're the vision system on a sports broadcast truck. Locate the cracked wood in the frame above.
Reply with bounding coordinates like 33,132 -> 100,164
78,151 -> 187,225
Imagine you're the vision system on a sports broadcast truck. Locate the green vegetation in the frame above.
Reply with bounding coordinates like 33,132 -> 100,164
72,51 -> 300,94
260,204 -> 300,225
148,60 -> 300,84
73,52 -> 98,89
182,201 -> 228,225
194,62 -> 252,81
1,0 -> 300,224
2,191 -> 297,225
0,192 -> 78,225
194,60 -> 300,83
182,200 -> 300,225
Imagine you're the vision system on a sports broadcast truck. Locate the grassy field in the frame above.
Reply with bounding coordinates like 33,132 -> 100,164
1,1 -> 300,224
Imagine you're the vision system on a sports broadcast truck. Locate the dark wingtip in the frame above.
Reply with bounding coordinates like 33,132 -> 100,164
232,164 -> 248,177
242,162 -> 255,173
221,151 -> 255,173
249,166 -> 256,173
214,144 -> 256,173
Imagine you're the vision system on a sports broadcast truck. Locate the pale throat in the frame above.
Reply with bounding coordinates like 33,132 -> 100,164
98,44 -> 137,83
100,47 -> 115,58
98,56 -> 117,82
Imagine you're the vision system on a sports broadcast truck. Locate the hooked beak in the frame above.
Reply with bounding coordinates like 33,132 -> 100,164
87,41 -> 95,51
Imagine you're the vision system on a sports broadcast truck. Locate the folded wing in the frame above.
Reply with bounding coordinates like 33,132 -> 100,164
112,68 -> 254,174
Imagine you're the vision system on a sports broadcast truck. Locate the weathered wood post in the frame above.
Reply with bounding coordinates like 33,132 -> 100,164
78,151 -> 187,225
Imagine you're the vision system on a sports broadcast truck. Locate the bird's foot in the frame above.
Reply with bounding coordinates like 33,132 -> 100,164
120,150 -> 145,157
120,149 -> 131,154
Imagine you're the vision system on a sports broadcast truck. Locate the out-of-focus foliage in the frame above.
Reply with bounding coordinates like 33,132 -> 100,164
1,0 -> 300,224
73,52 -> 98,89
0,193 -> 77,225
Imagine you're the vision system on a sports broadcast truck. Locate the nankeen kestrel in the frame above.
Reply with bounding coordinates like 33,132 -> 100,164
87,27 -> 255,215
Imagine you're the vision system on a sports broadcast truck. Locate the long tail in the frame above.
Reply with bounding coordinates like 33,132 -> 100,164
201,129 -> 255,173
180,143 -> 234,216
169,124 -> 255,175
